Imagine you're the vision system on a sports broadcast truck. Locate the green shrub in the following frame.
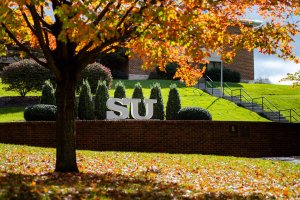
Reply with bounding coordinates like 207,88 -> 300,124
24,104 -> 56,121
99,47 -> 129,79
114,81 -> 127,116
152,62 -> 180,80
177,107 -> 212,120
78,63 -> 113,94
95,81 -> 109,120
40,80 -> 56,105
166,84 -> 181,120
78,80 -> 94,120
114,81 -> 126,99
165,62 -> 180,80
1,59 -> 52,96
206,67 -> 241,83
150,83 -> 164,120
130,82 -> 146,118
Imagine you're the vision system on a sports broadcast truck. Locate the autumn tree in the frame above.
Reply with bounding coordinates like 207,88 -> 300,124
0,0 -> 299,172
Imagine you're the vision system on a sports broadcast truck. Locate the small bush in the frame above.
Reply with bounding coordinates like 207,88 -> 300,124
150,83 -> 164,120
114,81 -> 127,116
40,80 -> 56,105
206,68 -> 241,83
24,104 -> 57,121
130,82 -> 146,118
78,80 -> 94,120
153,62 -> 180,80
1,59 -> 52,96
95,81 -> 109,120
165,62 -> 180,80
99,47 -> 129,79
166,84 -> 181,120
78,63 -> 113,94
177,107 -> 212,120
114,81 -> 126,99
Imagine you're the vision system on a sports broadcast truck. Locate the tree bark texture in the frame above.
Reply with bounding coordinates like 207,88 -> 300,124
55,78 -> 79,172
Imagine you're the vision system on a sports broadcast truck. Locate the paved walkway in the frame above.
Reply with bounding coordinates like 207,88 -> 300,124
262,157 -> 300,164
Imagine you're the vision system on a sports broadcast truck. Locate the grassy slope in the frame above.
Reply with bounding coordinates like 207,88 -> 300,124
0,80 -> 268,122
0,144 -> 299,199
225,83 -> 300,119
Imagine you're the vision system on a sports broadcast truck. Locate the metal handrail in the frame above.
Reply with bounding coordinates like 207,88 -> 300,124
204,78 -> 300,123
279,109 -> 300,123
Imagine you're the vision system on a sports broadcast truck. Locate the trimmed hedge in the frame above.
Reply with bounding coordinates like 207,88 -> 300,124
40,80 -> 56,105
78,80 -> 94,120
1,59 -> 52,97
177,107 -> 212,120
78,63 -> 113,94
150,83 -> 164,120
24,104 -> 57,121
166,84 -> 181,120
95,81 -> 109,120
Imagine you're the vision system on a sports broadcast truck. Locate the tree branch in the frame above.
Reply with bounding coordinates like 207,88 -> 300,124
1,23 -> 48,68
27,4 -> 62,80
93,1 -> 114,26
116,0 -> 139,28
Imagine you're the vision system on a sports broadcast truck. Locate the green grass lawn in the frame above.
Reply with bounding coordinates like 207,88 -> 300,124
0,79 -> 268,122
222,83 -> 300,120
0,143 -> 299,199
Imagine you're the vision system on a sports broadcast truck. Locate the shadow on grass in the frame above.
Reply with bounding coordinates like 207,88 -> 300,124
0,107 -> 25,114
0,172 -> 272,199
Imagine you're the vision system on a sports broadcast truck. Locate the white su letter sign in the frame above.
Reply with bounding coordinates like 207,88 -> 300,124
106,98 -> 157,120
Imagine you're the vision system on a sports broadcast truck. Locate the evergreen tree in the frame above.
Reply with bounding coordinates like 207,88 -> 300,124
40,80 -> 56,105
114,81 -> 127,116
78,80 -> 94,120
166,84 -> 181,120
130,82 -> 146,118
150,83 -> 164,120
95,81 -> 109,120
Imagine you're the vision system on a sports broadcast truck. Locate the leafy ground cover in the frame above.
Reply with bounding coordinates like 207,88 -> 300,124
0,143 -> 299,199
0,80 -> 268,122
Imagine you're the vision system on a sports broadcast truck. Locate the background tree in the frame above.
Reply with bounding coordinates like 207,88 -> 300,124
1,59 -> 51,97
0,0 -> 299,172
280,70 -> 300,87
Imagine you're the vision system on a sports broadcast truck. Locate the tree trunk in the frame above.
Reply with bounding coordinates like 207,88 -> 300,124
55,78 -> 79,172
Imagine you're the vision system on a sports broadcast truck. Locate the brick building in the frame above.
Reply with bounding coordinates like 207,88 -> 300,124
128,21 -> 262,81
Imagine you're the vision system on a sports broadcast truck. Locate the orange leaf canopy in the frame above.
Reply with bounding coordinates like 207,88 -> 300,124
0,0 -> 299,85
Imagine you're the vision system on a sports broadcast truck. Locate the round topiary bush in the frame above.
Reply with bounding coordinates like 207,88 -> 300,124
1,59 -> 52,96
95,81 -> 109,120
78,80 -> 95,120
150,83 -> 164,120
40,80 -> 56,105
176,107 -> 212,120
166,84 -> 181,120
24,104 -> 57,121
78,63 -> 113,94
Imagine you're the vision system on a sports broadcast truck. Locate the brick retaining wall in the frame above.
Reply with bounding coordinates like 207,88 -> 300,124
0,121 -> 299,157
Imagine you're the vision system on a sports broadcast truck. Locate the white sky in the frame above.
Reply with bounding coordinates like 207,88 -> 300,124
246,11 -> 300,84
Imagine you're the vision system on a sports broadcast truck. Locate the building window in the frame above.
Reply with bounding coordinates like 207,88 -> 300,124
207,61 -> 221,70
